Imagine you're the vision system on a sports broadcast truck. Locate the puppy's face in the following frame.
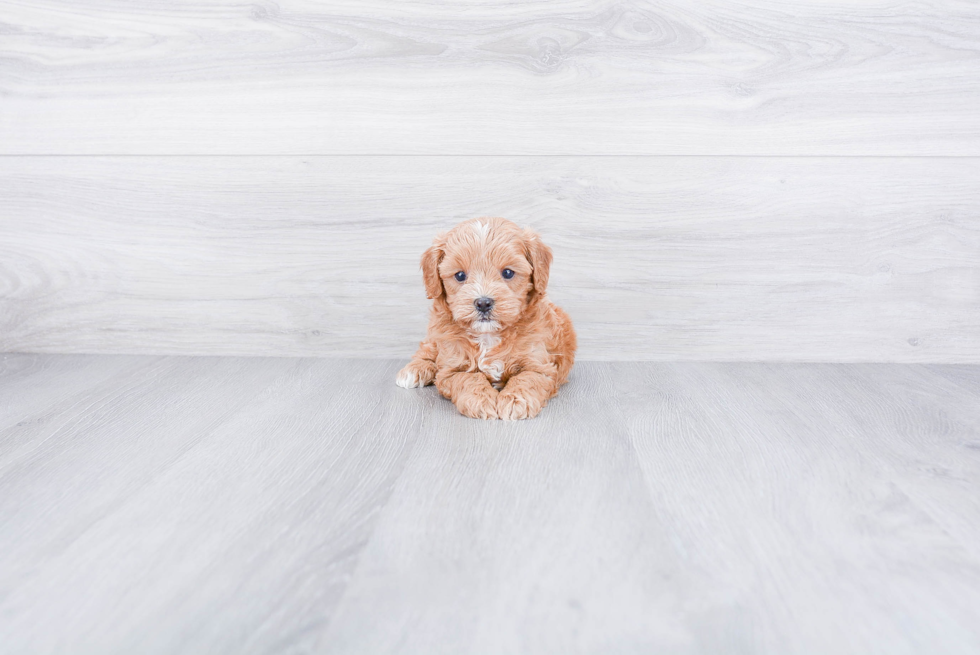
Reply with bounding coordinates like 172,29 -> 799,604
422,218 -> 552,333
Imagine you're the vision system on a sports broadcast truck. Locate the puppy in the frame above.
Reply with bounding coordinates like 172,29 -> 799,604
396,217 -> 576,420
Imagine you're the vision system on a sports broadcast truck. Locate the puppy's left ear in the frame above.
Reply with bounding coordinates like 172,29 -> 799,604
523,228 -> 553,294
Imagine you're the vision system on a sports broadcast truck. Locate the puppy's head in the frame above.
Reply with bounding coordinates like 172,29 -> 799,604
421,217 -> 552,333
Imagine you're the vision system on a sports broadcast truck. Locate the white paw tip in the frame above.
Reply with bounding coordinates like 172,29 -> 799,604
396,369 -> 419,388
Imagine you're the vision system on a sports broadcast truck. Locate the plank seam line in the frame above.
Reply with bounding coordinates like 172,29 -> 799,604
2,154 -> 979,159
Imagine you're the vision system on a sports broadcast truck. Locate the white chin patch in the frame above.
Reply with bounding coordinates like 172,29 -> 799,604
472,319 -> 500,333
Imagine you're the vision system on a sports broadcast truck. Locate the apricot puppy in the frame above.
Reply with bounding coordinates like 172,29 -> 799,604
396,217 -> 576,420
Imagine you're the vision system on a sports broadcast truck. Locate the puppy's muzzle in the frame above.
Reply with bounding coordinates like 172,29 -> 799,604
474,297 -> 494,316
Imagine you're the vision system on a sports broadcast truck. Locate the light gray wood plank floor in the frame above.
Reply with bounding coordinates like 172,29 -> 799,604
1,354 -> 979,653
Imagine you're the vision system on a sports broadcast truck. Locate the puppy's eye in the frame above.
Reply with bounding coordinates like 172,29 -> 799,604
501,268 -> 515,280
454,271 -> 466,282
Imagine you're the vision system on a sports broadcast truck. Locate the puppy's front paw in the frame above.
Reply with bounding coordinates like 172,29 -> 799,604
396,361 -> 434,389
456,389 -> 499,420
497,390 -> 543,420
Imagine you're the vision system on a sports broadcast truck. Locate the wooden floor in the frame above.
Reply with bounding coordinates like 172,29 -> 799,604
2,354 -> 979,653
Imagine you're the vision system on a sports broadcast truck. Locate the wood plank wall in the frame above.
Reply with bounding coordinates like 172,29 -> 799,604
1,0 -> 978,361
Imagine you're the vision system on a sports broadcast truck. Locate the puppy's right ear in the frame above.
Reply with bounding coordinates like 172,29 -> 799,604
420,238 -> 446,300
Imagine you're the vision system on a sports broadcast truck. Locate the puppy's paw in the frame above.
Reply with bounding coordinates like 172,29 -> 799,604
456,389 -> 499,420
396,361 -> 434,389
497,390 -> 543,420
395,366 -> 420,388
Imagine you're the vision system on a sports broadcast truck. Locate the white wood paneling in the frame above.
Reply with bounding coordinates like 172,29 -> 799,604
1,0 -> 979,155
2,355 -> 980,652
2,156 -> 977,361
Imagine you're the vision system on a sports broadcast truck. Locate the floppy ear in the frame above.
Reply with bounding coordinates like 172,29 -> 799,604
420,239 -> 446,300
523,228 -> 553,294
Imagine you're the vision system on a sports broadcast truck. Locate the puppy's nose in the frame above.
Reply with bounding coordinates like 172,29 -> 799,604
474,297 -> 494,313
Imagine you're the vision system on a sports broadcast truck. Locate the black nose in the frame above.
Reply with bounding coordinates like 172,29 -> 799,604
474,297 -> 494,313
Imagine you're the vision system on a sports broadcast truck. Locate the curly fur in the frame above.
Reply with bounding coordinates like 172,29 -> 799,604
396,217 -> 576,420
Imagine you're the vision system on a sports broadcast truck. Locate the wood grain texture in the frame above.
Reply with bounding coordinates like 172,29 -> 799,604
1,0 -> 979,155
0,354 -> 429,654
2,156 -> 978,362
1,354 -> 979,653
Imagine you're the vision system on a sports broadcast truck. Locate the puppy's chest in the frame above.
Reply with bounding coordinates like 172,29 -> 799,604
472,334 -> 511,390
